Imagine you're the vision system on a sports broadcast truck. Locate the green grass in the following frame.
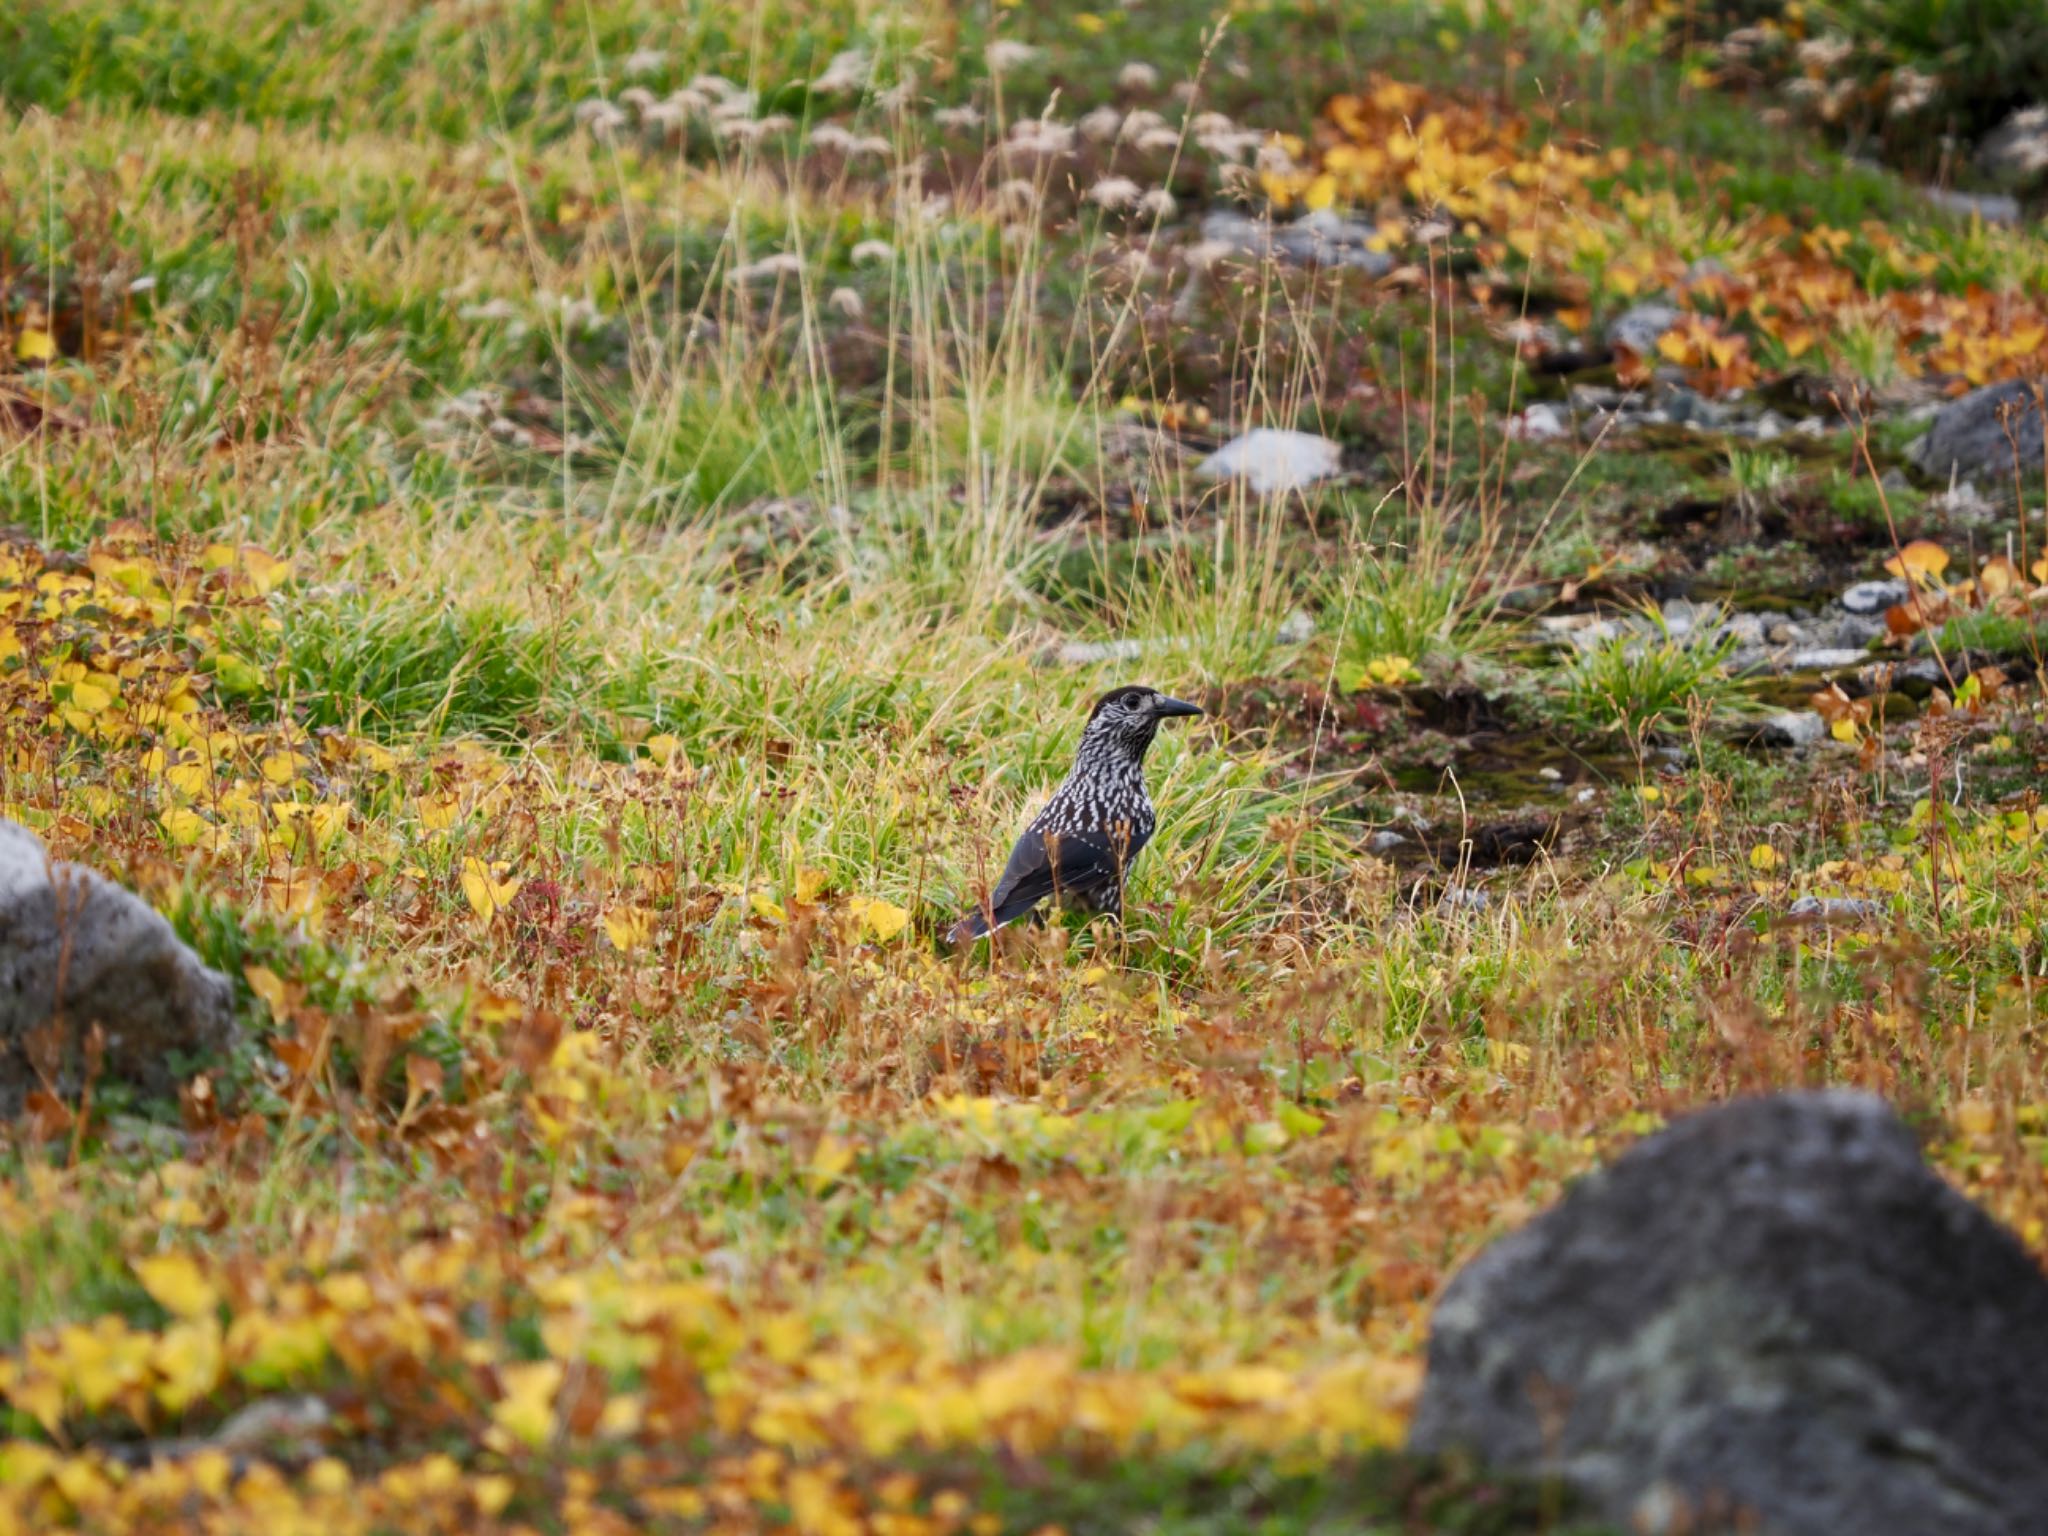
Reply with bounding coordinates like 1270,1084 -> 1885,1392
1557,603 -> 1741,743
1331,550 -> 1506,678
0,1166 -> 145,1347
247,585 -> 650,743
964,1450 -> 1610,1536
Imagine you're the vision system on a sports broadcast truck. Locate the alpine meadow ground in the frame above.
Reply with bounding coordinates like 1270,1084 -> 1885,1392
3,1 -> 2048,1532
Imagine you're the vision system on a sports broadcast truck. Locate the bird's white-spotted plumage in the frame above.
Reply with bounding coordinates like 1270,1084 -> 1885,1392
1030,733 -> 1155,845
951,685 -> 1201,942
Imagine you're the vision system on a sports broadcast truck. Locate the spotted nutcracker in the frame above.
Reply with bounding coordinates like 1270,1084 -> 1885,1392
950,685 -> 1203,943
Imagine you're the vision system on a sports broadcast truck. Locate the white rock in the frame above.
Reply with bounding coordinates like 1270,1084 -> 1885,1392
1757,711 -> 1826,749
1196,428 -> 1344,495
1839,579 -> 1909,616
1506,403 -> 1568,442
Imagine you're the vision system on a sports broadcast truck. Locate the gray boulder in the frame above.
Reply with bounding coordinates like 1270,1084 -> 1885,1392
1272,210 -> 1395,275
1196,428 -> 1343,495
1919,187 -> 2022,226
1909,377 -> 2045,486
1785,895 -> 1882,924
0,820 -> 237,1114
1606,303 -> 1684,356
1197,209 -> 1394,276
1978,105 -> 2048,193
1409,1091 -> 2048,1536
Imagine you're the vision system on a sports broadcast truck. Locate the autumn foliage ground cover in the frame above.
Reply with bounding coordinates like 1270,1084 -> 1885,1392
2,1 -> 2047,1532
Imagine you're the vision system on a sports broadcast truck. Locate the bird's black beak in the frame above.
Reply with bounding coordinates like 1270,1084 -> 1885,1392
1153,695 -> 1204,719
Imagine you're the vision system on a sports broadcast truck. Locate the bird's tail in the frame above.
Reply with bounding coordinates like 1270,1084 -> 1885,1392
947,911 -> 990,945
949,894 -> 1036,945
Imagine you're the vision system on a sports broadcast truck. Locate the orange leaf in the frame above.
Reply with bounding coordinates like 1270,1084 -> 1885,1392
1885,602 -> 1925,638
1883,540 -> 1949,582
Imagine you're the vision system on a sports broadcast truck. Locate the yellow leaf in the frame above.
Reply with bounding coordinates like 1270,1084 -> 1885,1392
472,1474 -> 515,1515
1748,844 -> 1781,871
1830,716 -> 1861,743
460,858 -> 522,923
159,805 -> 210,846
307,1459 -> 353,1496
259,750 -> 301,785
598,1393 -> 644,1437
847,895 -> 910,942
245,965 -> 288,1014
810,1132 -> 855,1191
239,546 -> 292,594
1957,1098 -> 1996,1139
1484,1039 -> 1533,1073
1302,173 -> 1338,212
749,889 -> 787,923
1175,1364 -> 1292,1407
67,678 -> 114,713
134,1253 -> 218,1320
1275,1099 -> 1325,1138
602,904 -> 655,953
8,1373 -> 65,1437
1883,539 -> 1950,582
1655,330 -> 1691,363
226,1309 -> 332,1385
14,328 -> 55,363
0,625 -> 20,664
152,1318 -> 224,1412
795,865 -> 830,905
643,732 -> 686,767
491,1360 -> 562,1448
303,800 -> 350,849
418,794 -> 460,833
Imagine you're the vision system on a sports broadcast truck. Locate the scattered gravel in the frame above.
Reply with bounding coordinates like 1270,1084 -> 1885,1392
1756,711 -> 1827,749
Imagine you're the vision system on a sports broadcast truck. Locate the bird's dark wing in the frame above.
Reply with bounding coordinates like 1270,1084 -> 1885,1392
950,824 -> 1139,941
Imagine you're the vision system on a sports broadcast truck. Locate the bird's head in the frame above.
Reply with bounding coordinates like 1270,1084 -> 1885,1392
1081,684 -> 1204,758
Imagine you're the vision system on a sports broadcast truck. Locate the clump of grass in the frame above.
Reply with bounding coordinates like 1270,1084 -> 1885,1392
1330,552 -> 1503,680
1558,602 -> 1739,742
1936,605 -> 2048,660
1822,466 -> 1919,528
1827,310 -> 1908,389
242,584 -> 661,743
1726,447 -> 1796,523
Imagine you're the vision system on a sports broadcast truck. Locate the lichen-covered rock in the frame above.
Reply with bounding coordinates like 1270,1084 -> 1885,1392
1909,377 -> 2045,487
1409,1091 -> 2048,1536
0,820 -> 238,1114
1977,105 -> 2048,194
